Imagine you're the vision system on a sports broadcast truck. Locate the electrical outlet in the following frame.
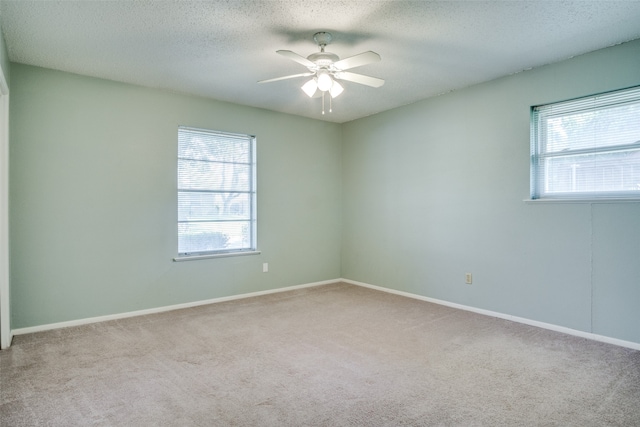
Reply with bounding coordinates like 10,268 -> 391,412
263,263 -> 269,273
465,273 -> 472,284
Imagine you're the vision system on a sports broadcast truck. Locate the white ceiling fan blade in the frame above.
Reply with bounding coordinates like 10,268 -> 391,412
333,51 -> 381,71
334,71 -> 385,88
258,72 -> 314,84
276,50 -> 315,68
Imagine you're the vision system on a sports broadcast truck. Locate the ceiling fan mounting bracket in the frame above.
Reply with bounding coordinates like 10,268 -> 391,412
309,32 -> 338,68
313,32 -> 332,50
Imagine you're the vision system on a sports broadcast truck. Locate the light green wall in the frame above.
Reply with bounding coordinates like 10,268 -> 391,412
342,39 -> 640,344
9,64 -> 342,328
9,40 -> 640,345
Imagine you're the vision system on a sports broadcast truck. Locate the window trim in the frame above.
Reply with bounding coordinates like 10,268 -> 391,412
524,198 -> 640,204
176,126 -> 257,260
173,250 -> 261,262
530,85 -> 640,202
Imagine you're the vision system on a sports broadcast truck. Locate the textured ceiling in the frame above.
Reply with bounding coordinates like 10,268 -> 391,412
1,1 -> 640,123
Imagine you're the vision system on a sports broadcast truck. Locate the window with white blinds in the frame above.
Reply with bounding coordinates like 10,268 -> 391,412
531,86 -> 640,200
178,127 -> 256,256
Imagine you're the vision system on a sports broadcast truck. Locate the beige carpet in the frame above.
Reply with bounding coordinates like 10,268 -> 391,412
1,282 -> 639,426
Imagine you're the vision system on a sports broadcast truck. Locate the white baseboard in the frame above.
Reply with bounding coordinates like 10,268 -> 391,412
11,277 -> 640,351
341,278 -> 640,351
11,278 -> 341,336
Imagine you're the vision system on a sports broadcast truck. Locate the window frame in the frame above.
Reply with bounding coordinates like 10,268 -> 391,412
530,85 -> 640,201
175,126 -> 258,261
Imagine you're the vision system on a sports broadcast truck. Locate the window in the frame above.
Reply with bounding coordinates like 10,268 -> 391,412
531,86 -> 640,200
178,127 -> 256,257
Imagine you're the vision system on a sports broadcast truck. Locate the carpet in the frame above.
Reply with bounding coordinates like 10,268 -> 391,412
1,282 -> 639,426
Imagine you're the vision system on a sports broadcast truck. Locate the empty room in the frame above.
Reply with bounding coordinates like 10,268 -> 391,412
1,1 -> 639,425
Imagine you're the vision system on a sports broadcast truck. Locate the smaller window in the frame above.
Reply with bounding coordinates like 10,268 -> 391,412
178,127 -> 256,256
531,86 -> 640,200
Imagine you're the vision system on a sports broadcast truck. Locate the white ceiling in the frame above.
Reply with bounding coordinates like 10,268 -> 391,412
1,1 -> 640,123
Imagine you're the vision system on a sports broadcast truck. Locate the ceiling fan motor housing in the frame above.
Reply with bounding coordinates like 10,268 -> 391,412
307,51 -> 339,68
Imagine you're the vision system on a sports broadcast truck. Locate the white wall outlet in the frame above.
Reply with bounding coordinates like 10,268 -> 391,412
263,263 -> 269,273
465,273 -> 472,284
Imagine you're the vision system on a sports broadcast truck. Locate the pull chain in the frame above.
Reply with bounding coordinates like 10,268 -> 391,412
320,91 -> 334,115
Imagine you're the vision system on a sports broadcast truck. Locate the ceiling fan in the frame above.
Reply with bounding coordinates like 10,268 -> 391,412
258,32 -> 384,114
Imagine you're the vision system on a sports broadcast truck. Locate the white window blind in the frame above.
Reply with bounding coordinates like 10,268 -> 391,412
178,127 -> 256,256
531,85 -> 640,200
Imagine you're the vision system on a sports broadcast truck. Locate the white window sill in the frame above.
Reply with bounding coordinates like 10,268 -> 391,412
173,251 -> 261,262
524,198 -> 640,204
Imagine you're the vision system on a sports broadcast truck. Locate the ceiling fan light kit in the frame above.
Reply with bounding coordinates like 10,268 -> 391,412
259,31 -> 384,115
329,80 -> 344,98
316,69 -> 333,92
301,79 -> 318,97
